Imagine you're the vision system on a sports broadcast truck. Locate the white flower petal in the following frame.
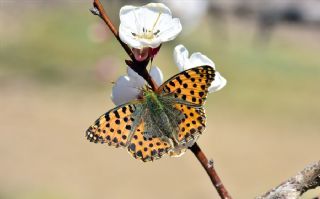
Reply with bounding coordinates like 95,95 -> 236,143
189,52 -> 215,68
127,66 -> 145,88
111,71 -> 145,106
119,3 -> 182,49
111,75 -> 141,106
119,5 -> 141,33
209,72 -> 227,93
143,3 -> 172,16
157,18 -> 182,42
112,65 -> 165,105
150,66 -> 163,86
173,44 -> 190,71
119,34 -> 139,49
138,37 -> 163,49
138,3 -> 172,31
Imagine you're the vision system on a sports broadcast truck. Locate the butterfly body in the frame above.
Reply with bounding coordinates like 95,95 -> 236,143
86,65 -> 215,162
141,90 -> 183,145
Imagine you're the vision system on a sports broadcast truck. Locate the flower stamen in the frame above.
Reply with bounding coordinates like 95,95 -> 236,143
151,12 -> 161,33
133,12 -> 162,40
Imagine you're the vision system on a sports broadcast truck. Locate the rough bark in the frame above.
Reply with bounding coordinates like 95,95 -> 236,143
256,161 -> 320,199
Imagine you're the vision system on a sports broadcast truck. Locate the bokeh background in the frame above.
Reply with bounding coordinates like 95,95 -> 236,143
1,0 -> 320,199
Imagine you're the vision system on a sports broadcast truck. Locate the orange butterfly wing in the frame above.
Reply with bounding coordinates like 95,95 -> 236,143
158,65 -> 215,106
158,65 -> 215,153
127,121 -> 172,162
86,103 -> 139,147
174,104 -> 206,144
86,103 -> 172,162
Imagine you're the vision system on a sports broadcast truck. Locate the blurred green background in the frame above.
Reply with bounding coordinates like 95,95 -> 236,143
1,1 -> 319,199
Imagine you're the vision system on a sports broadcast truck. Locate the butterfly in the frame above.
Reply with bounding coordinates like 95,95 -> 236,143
86,65 -> 215,162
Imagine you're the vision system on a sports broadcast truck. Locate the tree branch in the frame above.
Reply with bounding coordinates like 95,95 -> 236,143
91,0 -> 134,61
190,143 -> 233,199
256,160 -> 320,199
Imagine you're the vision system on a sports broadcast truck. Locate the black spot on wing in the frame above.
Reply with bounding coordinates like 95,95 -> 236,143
122,106 -> 127,113
114,110 -> 120,118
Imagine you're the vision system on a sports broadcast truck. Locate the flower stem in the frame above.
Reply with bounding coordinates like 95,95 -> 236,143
90,1 -> 231,198
190,143 -> 233,199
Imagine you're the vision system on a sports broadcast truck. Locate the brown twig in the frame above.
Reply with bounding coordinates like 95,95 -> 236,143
190,143 -> 233,199
90,0 -> 231,198
91,0 -> 134,61
256,160 -> 320,199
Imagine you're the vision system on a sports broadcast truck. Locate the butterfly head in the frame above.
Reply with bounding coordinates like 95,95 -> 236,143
141,88 -> 157,100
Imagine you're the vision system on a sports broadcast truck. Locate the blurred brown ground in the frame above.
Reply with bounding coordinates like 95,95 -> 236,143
0,1 -> 320,199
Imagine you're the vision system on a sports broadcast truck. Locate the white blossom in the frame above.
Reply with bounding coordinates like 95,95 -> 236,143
119,3 -> 182,50
174,44 -> 227,92
111,66 -> 163,106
